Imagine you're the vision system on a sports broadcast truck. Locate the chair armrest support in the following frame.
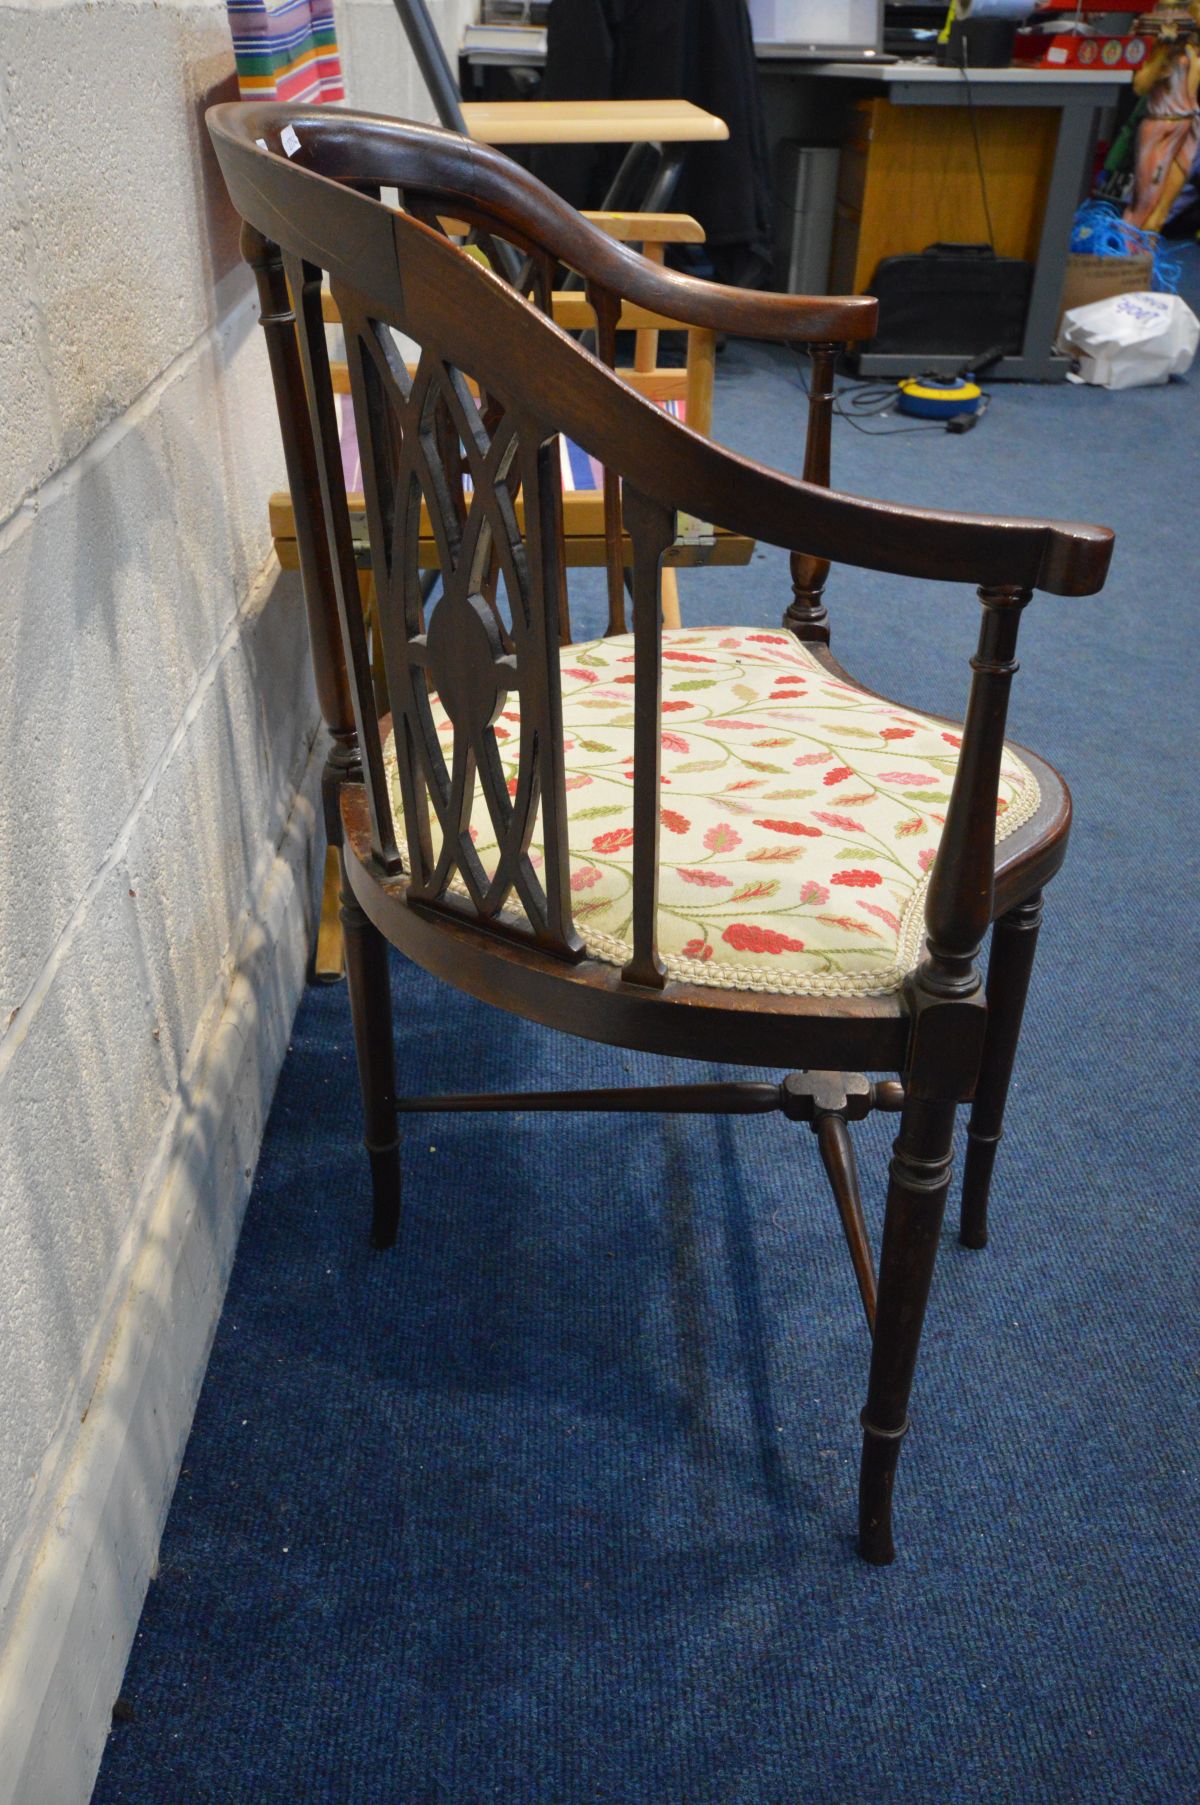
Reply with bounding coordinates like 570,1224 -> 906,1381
920,585 -> 1033,1011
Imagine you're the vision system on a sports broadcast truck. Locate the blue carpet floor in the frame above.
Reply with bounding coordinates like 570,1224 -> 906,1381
95,267 -> 1200,1804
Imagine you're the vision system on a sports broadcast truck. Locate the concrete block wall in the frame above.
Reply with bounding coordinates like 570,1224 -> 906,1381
0,1 -> 338,1797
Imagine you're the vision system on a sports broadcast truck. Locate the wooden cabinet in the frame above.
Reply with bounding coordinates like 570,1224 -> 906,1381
830,97 -> 1061,292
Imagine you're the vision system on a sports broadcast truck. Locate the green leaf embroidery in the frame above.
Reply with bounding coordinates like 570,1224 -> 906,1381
903,790 -> 949,802
573,803 -> 625,820
763,787 -> 817,800
672,757 -> 725,773
728,879 -> 780,902
575,738 -> 614,753
670,679 -> 718,692
741,760 -> 786,774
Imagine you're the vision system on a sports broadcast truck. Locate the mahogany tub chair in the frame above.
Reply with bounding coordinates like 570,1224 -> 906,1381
207,102 -> 1113,1564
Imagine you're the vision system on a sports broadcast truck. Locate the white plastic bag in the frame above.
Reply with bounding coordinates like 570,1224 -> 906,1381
1056,291 -> 1199,390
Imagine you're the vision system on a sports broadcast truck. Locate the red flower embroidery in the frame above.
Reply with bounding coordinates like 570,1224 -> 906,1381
661,731 -> 690,754
570,866 -> 602,891
752,818 -> 822,837
918,848 -> 937,872
703,823 -> 741,853
815,812 -> 866,832
793,752 -> 832,767
880,727 -> 914,741
662,651 -> 716,663
942,732 -> 962,748
677,868 -> 734,887
662,700 -> 692,712
592,828 -> 634,853
745,634 -> 790,645
799,880 -> 829,905
823,765 -> 853,786
660,808 -> 691,834
564,774 -> 593,791
831,869 -> 883,888
564,668 -> 598,684
879,770 -> 935,786
722,922 -> 806,954
682,937 -> 714,962
506,777 -> 518,796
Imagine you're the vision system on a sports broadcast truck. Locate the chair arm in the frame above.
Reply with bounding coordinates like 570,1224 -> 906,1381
250,108 -> 874,346
583,252 -> 877,345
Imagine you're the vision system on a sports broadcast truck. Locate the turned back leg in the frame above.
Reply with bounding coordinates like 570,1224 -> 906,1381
960,892 -> 1044,1249
339,856 -> 401,1249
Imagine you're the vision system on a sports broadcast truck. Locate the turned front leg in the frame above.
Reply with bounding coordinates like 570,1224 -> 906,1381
858,1095 -> 958,1564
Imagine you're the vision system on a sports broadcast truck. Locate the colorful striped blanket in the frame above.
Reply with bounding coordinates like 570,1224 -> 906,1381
225,0 -> 343,105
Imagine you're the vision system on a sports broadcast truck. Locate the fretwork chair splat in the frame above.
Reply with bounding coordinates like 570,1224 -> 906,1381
210,102 -> 1113,1566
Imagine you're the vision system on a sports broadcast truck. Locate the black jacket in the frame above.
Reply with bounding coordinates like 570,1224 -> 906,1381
529,0 -> 774,286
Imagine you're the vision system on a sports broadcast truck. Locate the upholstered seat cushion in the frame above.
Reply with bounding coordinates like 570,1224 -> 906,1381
384,627 -> 1040,997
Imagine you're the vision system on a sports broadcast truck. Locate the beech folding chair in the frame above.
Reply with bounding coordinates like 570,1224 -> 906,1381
210,102 -> 1113,1563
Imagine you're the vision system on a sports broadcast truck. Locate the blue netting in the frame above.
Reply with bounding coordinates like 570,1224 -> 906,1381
1070,200 -> 1184,292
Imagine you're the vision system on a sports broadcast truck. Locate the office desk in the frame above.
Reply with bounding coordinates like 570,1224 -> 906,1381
761,60 -> 1129,380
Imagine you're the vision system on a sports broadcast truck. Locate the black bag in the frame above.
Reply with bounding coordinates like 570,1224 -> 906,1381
866,243 -> 1032,361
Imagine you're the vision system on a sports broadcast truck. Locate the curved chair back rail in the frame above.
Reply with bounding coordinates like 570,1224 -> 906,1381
216,102 -> 877,347
207,103 -> 1113,985
210,104 -> 1111,596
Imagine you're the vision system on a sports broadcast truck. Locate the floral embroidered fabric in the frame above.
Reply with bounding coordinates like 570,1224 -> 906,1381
384,627 -> 1040,997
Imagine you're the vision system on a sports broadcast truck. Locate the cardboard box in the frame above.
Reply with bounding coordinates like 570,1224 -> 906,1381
1058,253 -> 1154,335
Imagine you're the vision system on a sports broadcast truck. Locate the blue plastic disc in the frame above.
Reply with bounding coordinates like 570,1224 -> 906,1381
896,377 -> 983,420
